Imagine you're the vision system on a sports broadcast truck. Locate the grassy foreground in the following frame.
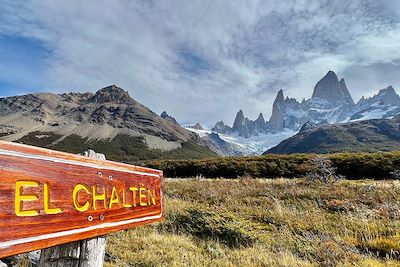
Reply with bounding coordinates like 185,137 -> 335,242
105,179 -> 400,267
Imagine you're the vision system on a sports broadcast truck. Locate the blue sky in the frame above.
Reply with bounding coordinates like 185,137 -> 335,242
0,35 -> 49,96
2,0 -> 400,127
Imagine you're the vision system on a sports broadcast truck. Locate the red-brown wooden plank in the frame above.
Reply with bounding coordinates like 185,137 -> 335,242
0,141 -> 164,258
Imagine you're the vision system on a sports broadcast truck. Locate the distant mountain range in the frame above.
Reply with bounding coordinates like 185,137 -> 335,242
2,71 -> 400,159
212,70 -> 400,136
186,70 -> 400,155
0,85 -> 216,161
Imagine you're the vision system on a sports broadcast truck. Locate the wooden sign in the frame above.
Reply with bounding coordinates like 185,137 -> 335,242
0,141 -> 163,258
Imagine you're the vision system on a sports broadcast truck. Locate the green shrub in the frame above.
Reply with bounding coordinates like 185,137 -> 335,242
145,152 -> 400,179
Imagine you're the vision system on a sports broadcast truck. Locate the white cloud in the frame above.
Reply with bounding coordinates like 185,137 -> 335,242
1,0 -> 400,126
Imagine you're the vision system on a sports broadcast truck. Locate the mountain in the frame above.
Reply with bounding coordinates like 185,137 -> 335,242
207,70 -> 400,155
211,121 -> 232,134
265,115 -> 400,154
214,70 -> 360,136
185,124 -> 246,156
212,110 -> 268,138
268,71 -> 356,132
188,122 -> 204,130
233,111 -> 267,136
0,85 -> 217,161
201,132 -> 245,156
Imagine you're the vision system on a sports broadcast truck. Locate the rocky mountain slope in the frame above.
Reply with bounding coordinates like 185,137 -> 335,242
265,115 -> 400,154
0,85 -> 216,161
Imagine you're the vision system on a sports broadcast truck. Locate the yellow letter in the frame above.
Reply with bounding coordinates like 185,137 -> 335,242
92,185 -> 107,210
122,188 -> 132,208
73,184 -> 91,212
147,188 -> 157,206
139,187 -> 147,206
15,180 -> 39,216
44,183 -> 62,214
129,187 -> 138,207
109,186 -> 120,209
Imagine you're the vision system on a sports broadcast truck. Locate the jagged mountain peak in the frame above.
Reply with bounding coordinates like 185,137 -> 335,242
326,70 -> 337,78
358,86 -> 399,103
312,71 -> 339,98
312,71 -> 354,106
256,113 -> 265,122
275,89 -> 285,103
378,85 -> 396,95
91,85 -> 134,104
160,111 -> 180,125
190,122 -> 204,130
160,111 -> 169,118
233,109 -> 246,130
211,120 -> 232,135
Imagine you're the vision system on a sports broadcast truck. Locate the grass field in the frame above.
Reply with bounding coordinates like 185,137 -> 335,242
105,178 -> 400,267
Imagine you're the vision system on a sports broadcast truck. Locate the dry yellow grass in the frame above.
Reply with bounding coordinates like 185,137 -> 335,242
105,178 -> 400,267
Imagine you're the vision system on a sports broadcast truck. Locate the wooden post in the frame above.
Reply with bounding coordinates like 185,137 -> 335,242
39,150 -> 107,267
39,236 -> 106,267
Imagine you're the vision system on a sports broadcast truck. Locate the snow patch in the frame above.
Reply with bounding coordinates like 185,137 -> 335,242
186,126 -> 297,155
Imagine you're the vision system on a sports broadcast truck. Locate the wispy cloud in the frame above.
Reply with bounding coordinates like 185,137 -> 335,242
1,0 -> 400,127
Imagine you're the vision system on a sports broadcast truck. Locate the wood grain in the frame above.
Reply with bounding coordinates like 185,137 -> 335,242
0,141 -> 164,258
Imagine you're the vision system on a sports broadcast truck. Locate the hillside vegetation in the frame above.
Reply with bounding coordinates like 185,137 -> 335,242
105,178 -> 400,266
265,116 -> 400,154
17,132 -> 217,161
145,151 -> 400,179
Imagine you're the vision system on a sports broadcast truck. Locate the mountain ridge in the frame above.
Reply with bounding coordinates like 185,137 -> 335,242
265,115 -> 400,154
0,85 -> 217,161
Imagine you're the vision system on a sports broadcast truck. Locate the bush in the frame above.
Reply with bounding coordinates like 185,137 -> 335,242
307,156 -> 343,183
144,151 -> 400,179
